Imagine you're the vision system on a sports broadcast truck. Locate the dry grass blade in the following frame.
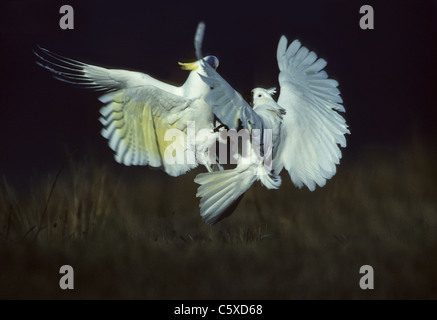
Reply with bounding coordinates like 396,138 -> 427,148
0,140 -> 436,299
33,149 -> 79,241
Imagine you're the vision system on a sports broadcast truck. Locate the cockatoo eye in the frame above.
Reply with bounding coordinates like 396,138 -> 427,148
258,94 -> 262,98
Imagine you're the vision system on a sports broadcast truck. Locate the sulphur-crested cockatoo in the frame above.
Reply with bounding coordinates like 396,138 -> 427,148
34,22 -> 221,177
194,36 -> 350,225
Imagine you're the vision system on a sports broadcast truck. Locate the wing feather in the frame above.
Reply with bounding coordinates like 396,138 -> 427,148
34,46 -> 183,95
199,61 -> 265,133
194,21 -> 206,60
35,46 -> 201,176
98,87 -> 197,176
276,36 -> 350,191
195,166 -> 257,225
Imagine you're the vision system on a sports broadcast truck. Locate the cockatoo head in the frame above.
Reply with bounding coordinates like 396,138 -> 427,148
252,87 -> 276,105
252,87 -> 285,119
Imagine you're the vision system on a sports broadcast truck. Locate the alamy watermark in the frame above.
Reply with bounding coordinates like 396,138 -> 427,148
59,5 -> 74,30
359,265 -> 374,290
162,121 -> 273,174
59,265 -> 74,290
359,5 -> 374,30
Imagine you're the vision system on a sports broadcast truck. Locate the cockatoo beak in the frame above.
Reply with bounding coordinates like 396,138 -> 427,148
178,61 -> 199,70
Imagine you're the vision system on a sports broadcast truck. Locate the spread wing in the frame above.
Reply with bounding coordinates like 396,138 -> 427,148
275,37 -> 350,191
97,88 -> 195,176
194,21 -> 206,60
199,61 -> 264,134
35,47 -> 200,176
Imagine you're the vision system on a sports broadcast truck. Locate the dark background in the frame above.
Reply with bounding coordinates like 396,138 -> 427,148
1,0 -> 436,184
1,0 -> 437,301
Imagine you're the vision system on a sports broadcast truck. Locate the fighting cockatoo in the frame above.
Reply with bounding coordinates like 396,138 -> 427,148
34,22 -> 222,177
35,22 -> 349,226
194,36 -> 350,225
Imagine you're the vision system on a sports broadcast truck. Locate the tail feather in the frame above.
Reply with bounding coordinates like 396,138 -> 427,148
258,165 -> 282,189
194,167 -> 257,225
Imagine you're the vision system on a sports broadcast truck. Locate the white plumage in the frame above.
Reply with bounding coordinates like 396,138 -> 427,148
194,36 -> 349,224
35,23 -> 349,225
275,37 -> 349,191
35,40 -> 220,177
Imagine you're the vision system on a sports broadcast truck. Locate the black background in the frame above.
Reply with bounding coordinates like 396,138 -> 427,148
2,0 -> 436,186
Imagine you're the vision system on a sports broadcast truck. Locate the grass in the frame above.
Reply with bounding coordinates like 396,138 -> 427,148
1,140 -> 437,299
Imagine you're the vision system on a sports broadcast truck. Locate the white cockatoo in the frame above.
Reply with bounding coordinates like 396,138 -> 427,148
35,22 -> 349,226
194,36 -> 350,225
34,22 -> 221,177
